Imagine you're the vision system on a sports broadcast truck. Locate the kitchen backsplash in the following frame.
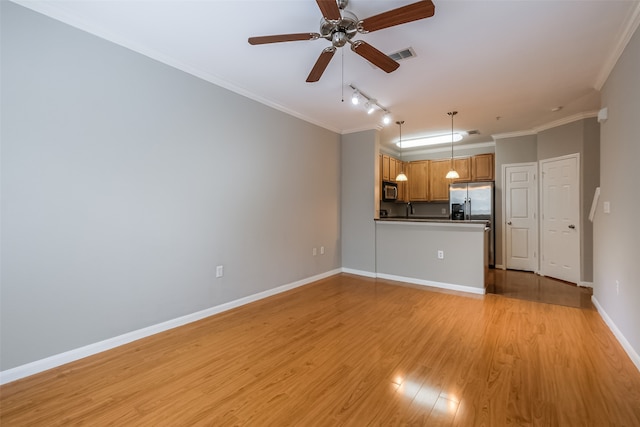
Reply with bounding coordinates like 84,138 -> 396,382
380,201 -> 449,218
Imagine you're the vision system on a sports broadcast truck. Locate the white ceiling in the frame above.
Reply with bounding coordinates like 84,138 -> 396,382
16,0 -> 640,153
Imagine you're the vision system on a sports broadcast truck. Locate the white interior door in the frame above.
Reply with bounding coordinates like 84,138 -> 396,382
504,163 -> 538,272
540,154 -> 580,283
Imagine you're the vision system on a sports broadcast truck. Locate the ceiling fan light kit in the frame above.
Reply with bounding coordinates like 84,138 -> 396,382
248,0 -> 435,83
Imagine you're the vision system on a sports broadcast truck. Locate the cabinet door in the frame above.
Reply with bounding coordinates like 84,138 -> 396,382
382,155 -> 390,181
397,161 -> 407,201
389,157 -> 397,181
472,154 -> 494,181
408,161 -> 429,201
453,157 -> 471,182
429,159 -> 451,201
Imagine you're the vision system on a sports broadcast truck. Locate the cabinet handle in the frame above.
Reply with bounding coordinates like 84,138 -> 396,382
507,221 -> 512,225
568,224 -> 576,229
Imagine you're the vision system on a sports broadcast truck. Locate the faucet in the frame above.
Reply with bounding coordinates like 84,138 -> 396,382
406,202 -> 415,218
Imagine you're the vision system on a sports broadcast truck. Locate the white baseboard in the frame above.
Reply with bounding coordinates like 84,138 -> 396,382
0,268 -> 342,385
579,281 -> 594,288
592,296 -> 640,373
495,264 -> 505,270
341,267 -> 376,278
375,273 -> 486,295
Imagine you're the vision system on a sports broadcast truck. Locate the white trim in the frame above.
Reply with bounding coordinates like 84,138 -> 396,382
0,269 -> 342,385
594,1 -> 640,90
375,273 -> 486,295
492,112 -> 598,141
579,281 -> 593,288
492,130 -> 538,140
592,296 -> 640,373
533,111 -> 598,133
341,267 -> 376,278
495,263 -> 506,270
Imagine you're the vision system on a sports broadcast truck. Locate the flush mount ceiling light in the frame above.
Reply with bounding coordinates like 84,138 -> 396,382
395,132 -> 464,148
349,84 -> 392,125
445,111 -> 460,179
395,120 -> 408,182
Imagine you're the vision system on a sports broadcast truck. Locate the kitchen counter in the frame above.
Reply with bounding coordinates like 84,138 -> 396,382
375,219 -> 489,294
377,216 -> 489,225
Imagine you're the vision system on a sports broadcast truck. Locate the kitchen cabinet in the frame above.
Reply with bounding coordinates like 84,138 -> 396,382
453,157 -> 471,182
472,153 -> 494,181
429,159 -> 451,201
408,161 -> 429,201
382,154 -> 390,181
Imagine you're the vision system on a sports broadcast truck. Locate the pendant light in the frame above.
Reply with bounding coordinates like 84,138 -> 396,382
395,120 -> 408,182
445,111 -> 460,179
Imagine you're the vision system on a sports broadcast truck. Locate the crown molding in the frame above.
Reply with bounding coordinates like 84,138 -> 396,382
492,111 -> 599,140
533,111 -> 598,133
594,1 -> 640,90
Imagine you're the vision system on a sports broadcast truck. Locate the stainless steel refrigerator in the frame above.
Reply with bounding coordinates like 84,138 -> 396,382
450,182 -> 495,266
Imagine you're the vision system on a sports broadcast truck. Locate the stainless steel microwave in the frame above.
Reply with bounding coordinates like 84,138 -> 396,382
382,181 -> 398,201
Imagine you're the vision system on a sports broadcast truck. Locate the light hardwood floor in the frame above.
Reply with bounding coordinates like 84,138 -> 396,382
1,273 -> 639,425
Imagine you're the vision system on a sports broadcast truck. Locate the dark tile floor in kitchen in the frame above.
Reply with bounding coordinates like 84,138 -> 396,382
486,268 -> 593,309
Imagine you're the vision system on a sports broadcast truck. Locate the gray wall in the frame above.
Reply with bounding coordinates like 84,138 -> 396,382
537,119 -> 600,282
494,135 -> 538,267
341,130 -> 378,275
1,2 -> 341,370
595,25 -> 640,356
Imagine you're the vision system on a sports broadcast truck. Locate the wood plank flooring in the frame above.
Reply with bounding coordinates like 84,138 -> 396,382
487,269 -> 594,309
1,273 -> 639,426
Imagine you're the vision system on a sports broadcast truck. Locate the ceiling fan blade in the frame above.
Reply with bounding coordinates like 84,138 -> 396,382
248,33 -> 320,45
316,0 -> 341,21
307,47 -> 336,82
359,0 -> 435,33
351,41 -> 399,73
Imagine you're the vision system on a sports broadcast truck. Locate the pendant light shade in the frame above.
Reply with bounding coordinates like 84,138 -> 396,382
395,120 -> 408,181
446,111 -> 460,179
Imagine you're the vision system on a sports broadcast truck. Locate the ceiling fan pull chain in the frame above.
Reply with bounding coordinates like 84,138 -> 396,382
341,47 -> 344,102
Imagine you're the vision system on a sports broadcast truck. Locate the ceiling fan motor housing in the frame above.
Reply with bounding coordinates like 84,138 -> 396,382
320,10 -> 358,47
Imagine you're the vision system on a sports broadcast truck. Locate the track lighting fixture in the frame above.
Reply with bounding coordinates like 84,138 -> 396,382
349,85 -> 391,125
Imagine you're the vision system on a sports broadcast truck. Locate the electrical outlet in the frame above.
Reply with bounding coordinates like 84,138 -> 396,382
216,265 -> 224,278
441,208 -> 447,215
313,247 -> 317,256
437,250 -> 444,260
320,246 -> 325,255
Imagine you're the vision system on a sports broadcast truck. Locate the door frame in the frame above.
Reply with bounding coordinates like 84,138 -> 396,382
539,153 -> 581,283
501,162 -> 539,271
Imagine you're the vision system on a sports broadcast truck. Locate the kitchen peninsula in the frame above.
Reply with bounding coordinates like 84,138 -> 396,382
375,217 -> 489,294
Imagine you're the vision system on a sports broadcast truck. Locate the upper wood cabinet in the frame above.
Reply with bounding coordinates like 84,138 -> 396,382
408,161 -> 429,201
453,157 -> 471,182
471,153 -> 495,181
382,154 -> 390,181
429,159 -> 451,202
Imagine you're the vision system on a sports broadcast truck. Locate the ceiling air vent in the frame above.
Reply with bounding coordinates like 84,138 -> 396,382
388,47 -> 417,62
467,130 -> 480,135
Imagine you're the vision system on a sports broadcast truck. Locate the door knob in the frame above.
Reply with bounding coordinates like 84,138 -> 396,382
568,224 -> 576,229
507,221 -> 512,225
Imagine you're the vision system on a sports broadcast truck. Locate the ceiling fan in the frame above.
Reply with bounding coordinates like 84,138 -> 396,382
248,0 -> 435,82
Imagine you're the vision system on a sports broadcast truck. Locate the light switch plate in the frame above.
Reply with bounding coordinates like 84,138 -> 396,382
604,201 -> 610,214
